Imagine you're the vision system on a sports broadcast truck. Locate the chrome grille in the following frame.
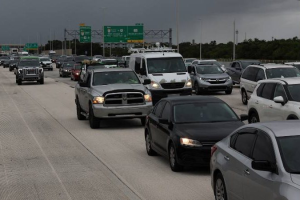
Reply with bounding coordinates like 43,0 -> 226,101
206,79 -> 227,84
104,92 -> 144,106
23,68 -> 39,75
161,82 -> 185,89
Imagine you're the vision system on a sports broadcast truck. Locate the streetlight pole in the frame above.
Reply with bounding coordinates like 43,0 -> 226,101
176,0 -> 179,52
233,20 -> 236,61
199,19 -> 202,60
101,7 -> 106,57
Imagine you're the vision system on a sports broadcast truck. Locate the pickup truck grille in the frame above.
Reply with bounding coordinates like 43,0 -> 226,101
104,92 -> 144,106
23,68 -> 39,75
161,82 -> 185,89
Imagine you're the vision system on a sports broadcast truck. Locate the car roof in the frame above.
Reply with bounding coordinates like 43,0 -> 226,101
249,64 -> 296,69
236,60 -> 260,63
258,77 -> 300,85
20,56 -> 39,59
243,121 -> 300,137
161,96 -> 224,105
92,68 -> 133,73
285,62 -> 300,65
131,52 -> 182,59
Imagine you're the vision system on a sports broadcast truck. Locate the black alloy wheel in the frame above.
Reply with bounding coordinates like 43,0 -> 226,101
76,99 -> 85,120
168,143 -> 183,172
242,90 -> 248,105
195,83 -> 201,95
145,131 -> 156,156
225,88 -> 232,95
249,112 -> 260,124
89,104 -> 100,129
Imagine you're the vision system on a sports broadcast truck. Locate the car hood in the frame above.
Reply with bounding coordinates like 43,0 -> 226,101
291,174 -> 300,187
19,66 -> 40,69
199,73 -> 229,79
92,84 -> 147,96
149,72 -> 189,84
42,61 -> 52,64
174,121 -> 244,142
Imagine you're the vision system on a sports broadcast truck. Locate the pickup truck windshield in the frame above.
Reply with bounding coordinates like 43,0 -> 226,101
147,57 -> 186,74
93,71 -> 140,85
18,61 -> 40,67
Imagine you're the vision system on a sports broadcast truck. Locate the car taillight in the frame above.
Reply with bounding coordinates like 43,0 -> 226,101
211,145 -> 217,156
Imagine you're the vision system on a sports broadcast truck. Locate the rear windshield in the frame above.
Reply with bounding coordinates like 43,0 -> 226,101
266,68 -> 300,79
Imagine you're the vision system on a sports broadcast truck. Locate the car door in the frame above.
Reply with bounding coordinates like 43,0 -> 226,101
156,102 -> 172,154
243,130 -> 280,200
243,67 -> 260,97
222,129 -> 257,200
259,83 -> 277,122
189,66 -> 197,86
149,101 -> 166,151
228,62 -> 240,83
82,73 -> 92,112
269,83 -> 289,121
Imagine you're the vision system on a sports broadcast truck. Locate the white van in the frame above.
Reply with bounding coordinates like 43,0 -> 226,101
129,51 -> 192,104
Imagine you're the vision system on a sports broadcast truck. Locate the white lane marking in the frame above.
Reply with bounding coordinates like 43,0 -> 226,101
0,79 -> 72,200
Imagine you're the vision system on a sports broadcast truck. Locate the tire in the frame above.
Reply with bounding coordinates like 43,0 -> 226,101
249,111 -> 260,124
17,79 -> 22,85
89,104 -> 100,129
242,90 -> 248,105
39,77 -> 44,84
145,131 -> 157,156
287,115 -> 299,120
195,83 -> 201,95
9,68 -> 12,72
169,143 -> 183,172
225,88 -> 232,95
76,99 -> 85,120
214,173 -> 228,200
59,73 -> 62,77
141,117 -> 146,126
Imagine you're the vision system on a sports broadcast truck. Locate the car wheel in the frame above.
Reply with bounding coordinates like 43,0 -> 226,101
214,173 -> 228,200
225,88 -> 232,95
17,79 -> 22,85
76,99 -> 86,120
249,112 -> 260,124
141,117 -> 146,126
39,77 -> 44,84
71,76 -> 73,81
145,131 -> 157,156
89,104 -> 100,129
9,68 -> 12,72
169,143 -> 183,172
195,83 -> 201,95
242,90 -> 248,105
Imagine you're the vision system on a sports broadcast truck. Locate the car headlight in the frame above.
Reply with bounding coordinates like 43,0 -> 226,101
76,73 -> 79,75
185,79 -> 192,88
144,94 -> 152,102
180,138 -> 202,147
150,81 -> 161,89
228,76 -> 232,80
92,97 -> 104,104
64,69 -> 68,72
39,68 -> 43,72
18,69 -> 22,73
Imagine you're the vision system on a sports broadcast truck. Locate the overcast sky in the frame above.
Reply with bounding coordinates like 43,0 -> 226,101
0,0 -> 300,45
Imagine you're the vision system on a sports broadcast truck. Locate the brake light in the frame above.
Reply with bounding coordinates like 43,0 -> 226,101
211,145 -> 217,156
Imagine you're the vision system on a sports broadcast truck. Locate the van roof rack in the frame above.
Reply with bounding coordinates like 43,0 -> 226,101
128,42 -> 177,54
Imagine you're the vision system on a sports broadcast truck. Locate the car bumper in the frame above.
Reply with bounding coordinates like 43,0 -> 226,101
42,65 -> 53,69
150,88 -> 192,105
177,145 -> 212,166
62,71 -> 71,76
199,80 -> 233,91
72,74 -> 80,80
92,103 -> 153,119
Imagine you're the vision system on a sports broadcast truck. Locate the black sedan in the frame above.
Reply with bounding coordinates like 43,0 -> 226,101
145,96 -> 247,172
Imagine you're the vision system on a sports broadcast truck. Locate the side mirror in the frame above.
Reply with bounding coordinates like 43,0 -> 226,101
143,79 -> 151,85
252,160 -> 277,173
274,96 -> 285,105
159,118 -> 169,124
188,66 -> 192,74
240,114 -> 248,122
140,68 -> 147,76
79,81 -> 86,87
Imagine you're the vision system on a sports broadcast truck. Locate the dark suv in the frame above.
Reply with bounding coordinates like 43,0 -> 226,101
227,60 -> 260,84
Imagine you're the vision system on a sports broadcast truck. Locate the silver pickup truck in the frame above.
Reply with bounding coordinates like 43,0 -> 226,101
75,68 -> 153,129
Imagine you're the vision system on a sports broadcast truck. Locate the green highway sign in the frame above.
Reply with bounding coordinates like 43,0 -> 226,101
80,26 -> 91,43
1,46 -> 10,51
25,43 -> 38,50
104,25 -> 144,43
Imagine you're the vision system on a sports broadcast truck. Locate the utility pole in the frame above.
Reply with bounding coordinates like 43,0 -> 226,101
101,7 -> 106,57
75,33 -> 77,55
233,20 -> 236,61
199,19 -> 202,60
236,30 -> 239,44
176,0 -> 179,53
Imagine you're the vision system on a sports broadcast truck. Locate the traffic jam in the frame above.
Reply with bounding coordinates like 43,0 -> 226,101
1,43 -> 300,199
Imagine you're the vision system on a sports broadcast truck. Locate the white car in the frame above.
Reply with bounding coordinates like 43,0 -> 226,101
240,64 -> 300,105
247,78 -> 300,123
39,57 -> 53,71
285,62 -> 300,71
93,55 -> 103,61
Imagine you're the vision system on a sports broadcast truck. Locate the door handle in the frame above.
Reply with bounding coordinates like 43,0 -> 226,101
224,156 -> 230,161
244,169 -> 250,175
255,101 -> 259,104
269,105 -> 273,108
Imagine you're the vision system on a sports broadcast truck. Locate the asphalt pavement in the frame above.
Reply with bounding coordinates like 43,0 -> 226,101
0,65 -> 247,200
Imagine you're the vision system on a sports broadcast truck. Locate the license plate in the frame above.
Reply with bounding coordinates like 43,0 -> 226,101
28,69 -> 36,74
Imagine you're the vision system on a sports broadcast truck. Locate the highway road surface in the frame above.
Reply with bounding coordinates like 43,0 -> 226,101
0,66 -> 247,200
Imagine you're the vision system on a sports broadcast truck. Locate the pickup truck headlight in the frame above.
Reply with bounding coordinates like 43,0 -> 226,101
92,97 -> 104,104
185,79 -> 192,88
180,138 -> 202,147
144,94 -> 152,102
150,81 -> 161,89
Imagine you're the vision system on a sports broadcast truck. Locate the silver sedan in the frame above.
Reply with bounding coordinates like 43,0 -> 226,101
210,121 -> 300,200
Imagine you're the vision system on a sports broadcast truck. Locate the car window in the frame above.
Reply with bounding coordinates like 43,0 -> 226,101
161,103 -> 171,120
256,83 -> 265,97
230,133 -> 238,148
252,131 -> 276,163
134,57 -> 141,74
256,69 -> 266,82
247,67 -> 260,81
242,67 -> 251,79
154,101 -> 166,117
274,84 -> 287,99
261,83 -> 276,100
234,133 -> 257,158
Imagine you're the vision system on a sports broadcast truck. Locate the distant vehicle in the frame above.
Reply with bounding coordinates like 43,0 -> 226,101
240,64 -> 300,105
18,51 -> 29,56
184,58 -> 197,67
2,59 -> 10,68
188,64 -> 233,95
129,49 -> 192,105
192,59 -> 226,72
285,62 -> 300,71
99,59 -> 119,68
39,57 -> 53,71
248,78 -> 300,123
122,56 -> 131,67
59,62 -> 75,77
49,50 -> 56,55
16,56 -> 44,85
71,64 -> 83,81
74,56 -> 88,63
9,59 -> 19,72
145,96 -> 247,172
0,56 -> 10,66
211,121 -> 300,200
92,55 -> 103,62
227,60 -> 261,84
10,48 -> 18,54
75,68 -> 152,129
50,55 -> 59,63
